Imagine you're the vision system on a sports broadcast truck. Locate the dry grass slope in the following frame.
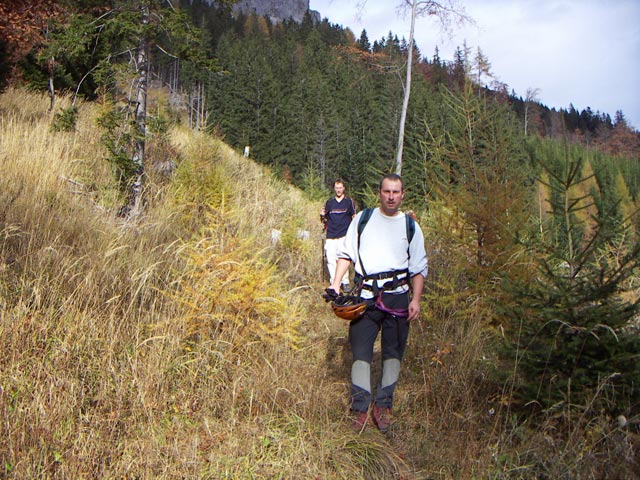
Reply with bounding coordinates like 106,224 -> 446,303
0,88 -> 415,479
1,88 -> 637,479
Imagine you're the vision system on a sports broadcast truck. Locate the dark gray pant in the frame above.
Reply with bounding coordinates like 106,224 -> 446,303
348,292 -> 410,412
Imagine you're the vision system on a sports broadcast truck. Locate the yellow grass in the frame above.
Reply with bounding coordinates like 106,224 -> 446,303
0,87 -> 401,479
1,87 -> 636,479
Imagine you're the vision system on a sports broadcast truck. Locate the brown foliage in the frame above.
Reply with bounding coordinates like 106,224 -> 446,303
0,0 -> 66,82
606,122 -> 640,157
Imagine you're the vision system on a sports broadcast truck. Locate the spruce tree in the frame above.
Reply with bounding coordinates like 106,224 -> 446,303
356,29 -> 371,52
500,147 -> 640,416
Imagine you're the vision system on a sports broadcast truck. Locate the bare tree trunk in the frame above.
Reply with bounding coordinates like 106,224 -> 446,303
356,0 -> 469,175
47,56 -> 56,113
128,5 -> 150,219
395,0 -> 417,175
524,87 -> 540,137
188,81 -> 207,130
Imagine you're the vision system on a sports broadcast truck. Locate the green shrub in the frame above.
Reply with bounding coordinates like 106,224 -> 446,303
51,105 -> 78,132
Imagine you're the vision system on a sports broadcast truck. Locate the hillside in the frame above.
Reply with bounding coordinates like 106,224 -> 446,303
2,88 -> 639,478
0,87 -> 433,478
0,87 -> 354,477
188,1 -> 640,197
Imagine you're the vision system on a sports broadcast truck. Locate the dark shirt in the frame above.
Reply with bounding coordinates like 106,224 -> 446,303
325,196 -> 356,239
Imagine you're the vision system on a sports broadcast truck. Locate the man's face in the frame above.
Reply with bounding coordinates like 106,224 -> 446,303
379,178 -> 404,216
334,182 -> 345,197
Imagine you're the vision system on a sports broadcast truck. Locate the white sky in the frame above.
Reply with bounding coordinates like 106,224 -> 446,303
309,0 -> 640,130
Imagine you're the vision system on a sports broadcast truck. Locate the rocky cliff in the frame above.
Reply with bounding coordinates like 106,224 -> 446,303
233,0 -> 320,24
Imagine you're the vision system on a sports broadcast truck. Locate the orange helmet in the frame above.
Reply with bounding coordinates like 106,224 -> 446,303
331,296 -> 367,321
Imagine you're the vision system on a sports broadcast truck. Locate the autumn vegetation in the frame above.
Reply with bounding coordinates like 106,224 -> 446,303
1,1 -> 640,478
1,84 -> 639,478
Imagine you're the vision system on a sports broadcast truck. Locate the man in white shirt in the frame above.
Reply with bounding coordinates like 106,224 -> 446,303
327,173 -> 428,433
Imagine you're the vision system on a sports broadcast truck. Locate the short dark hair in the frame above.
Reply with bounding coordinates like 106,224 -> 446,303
379,173 -> 404,191
334,178 -> 345,187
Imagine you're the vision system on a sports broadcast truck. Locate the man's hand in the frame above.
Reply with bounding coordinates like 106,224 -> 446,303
322,287 -> 339,302
408,273 -> 425,321
408,298 -> 421,321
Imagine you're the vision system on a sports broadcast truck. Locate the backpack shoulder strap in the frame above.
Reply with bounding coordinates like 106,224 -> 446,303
405,214 -> 415,244
405,213 -> 416,265
357,207 -> 374,237
356,208 -> 374,277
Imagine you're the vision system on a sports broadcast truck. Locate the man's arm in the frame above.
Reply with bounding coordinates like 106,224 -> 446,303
408,273 -> 425,321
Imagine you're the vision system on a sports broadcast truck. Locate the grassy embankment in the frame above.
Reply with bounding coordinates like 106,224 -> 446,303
0,88 -> 415,478
1,88 -> 637,479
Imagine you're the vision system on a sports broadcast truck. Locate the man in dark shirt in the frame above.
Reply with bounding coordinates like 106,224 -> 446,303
321,179 -> 356,291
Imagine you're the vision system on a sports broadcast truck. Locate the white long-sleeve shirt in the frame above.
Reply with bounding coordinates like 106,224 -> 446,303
337,208 -> 428,298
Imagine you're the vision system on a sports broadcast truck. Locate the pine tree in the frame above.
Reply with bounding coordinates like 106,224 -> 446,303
473,46 -> 491,87
500,148 -> 640,416
356,29 -> 371,52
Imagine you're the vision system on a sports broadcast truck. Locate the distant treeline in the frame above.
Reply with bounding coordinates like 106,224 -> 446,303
2,0 -> 638,200
175,1 -> 638,195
